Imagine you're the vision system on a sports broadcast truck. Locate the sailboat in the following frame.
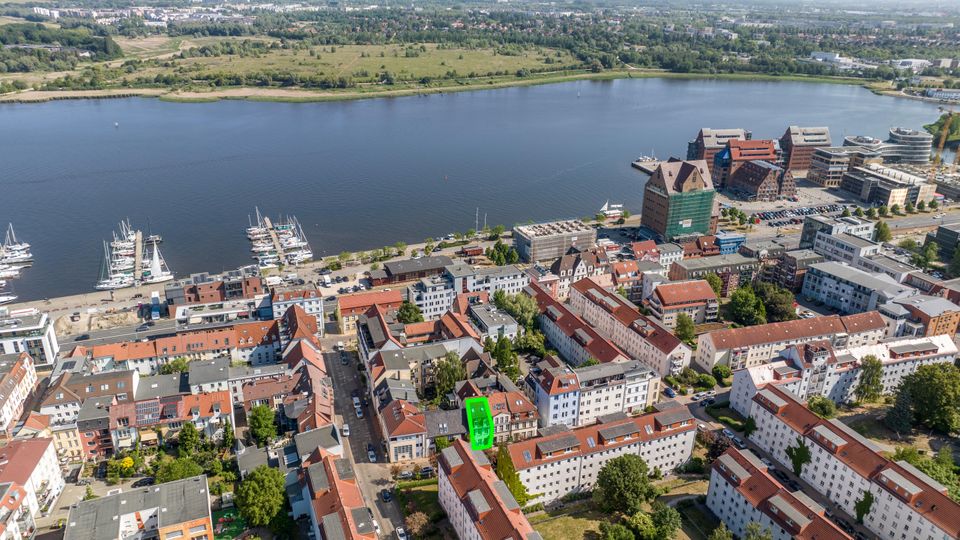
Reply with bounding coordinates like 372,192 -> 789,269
141,244 -> 174,284
1,223 -> 33,264
96,241 -> 134,290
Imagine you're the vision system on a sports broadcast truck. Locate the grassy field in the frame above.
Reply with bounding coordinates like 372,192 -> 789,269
705,403 -> 746,432
138,42 -> 577,84
676,499 -> 721,540
394,482 -> 443,521
528,506 -> 606,540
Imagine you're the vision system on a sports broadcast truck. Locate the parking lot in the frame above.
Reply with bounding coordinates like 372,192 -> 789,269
753,203 -> 848,228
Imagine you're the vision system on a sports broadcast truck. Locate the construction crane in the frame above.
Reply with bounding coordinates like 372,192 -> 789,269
930,106 -> 956,182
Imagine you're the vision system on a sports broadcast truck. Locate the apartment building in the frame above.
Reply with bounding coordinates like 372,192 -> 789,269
369,255 -> 453,286
647,280 -> 719,329
549,250 -> 605,300
694,311 -> 886,371
0,308 -> 59,366
568,279 -> 690,376
336,289 -> 404,334
271,287 -> 324,320
687,127 -> 750,175
730,334 -> 957,416
707,448 -> 851,540
0,438 -> 64,535
438,439 -> 541,540
799,215 -> 875,250
528,284 -> 628,367
640,159 -> 717,241
163,265 -> 264,306
767,249 -> 825,292
40,369 -> 139,426
748,386 -> 960,540
508,405 -> 696,505
780,126 -> 831,176
812,232 -> 881,265
0,352 -> 37,440
65,476 -> 213,540
728,160 -> 797,202
802,262 -> 917,314
668,254 -> 760,297
300,448 -> 377,540
456,377 -> 538,443
378,399 -> 427,463
407,264 -> 529,319
611,260 -> 664,304
513,220 -> 597,263
523,359 -> 580,428
893,295 -> 960,336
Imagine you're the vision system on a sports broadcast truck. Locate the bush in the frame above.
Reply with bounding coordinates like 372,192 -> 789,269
522,503 -> 545,514
678,456 -> 705,474
395,478 -> 439,489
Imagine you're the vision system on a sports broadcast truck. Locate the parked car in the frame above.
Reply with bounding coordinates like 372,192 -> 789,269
396,528 -> 409,540
732,437 -> 747,450
341,424 -> 350,437
132,477 -> 155,488
74,334 -> 90,342
418,466 -> 435,478
355,408 -> 363,419
368,450 -> 377,463
353,397 -> 362,409
397,471 -> 414,480
664,387 -> 676,398
722,428 -> 735,439
381,489 -> 392,502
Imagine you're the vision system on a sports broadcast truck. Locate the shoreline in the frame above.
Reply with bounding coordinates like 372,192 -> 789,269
0,69 -> 876,105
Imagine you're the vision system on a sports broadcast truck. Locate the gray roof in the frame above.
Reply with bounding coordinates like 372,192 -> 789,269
493,480 -> 520,510
440,446 -> 463,470
536,434 -> 579,455
65,476 -> 210,540
321,512 -> 347,540
445,263 -> 475,278
835,232 -> 878,248
306,461 -> 329,491
380,343 -> 450,370
785,249 -> 823,263
135,374 -> 188,400
294,424 -> 340,458
652,400 -> 681,412
654,407 -> 693,426
334,458 -> 355,481
658,243 -> 684,254
895,295 -> 959,317
896,460 -> 948,493
425,408 -> 468,439
229,363 -> 287,380
758,388 -> 788,409
236,443 -> 269,476
767,494 -> 812,529
810,262 -> 913,297
598,422 -> 640,441
351,508 -> 376,535
596,411 -> 630,423
470,304 -> 517,330
376,378 -> 420,408
466,489 -> 491,516
76,397 -> 112,427
675,253 -> 758,272
187,357 -> 231,386
811,424 -> 847,448
889,340 -> 938,355
384,256 -> 453,276
717,453 -> 751,481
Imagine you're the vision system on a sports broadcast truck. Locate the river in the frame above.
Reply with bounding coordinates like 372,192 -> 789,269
0,77 -> 946,301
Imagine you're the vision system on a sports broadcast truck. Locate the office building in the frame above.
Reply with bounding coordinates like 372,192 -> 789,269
569,279 -> 691,376
508,405 -> 696,506
802,262 -> 917,314
748,386 -> 960,540
924,222 -> 960,261
712,139 -> 780,187
806,146 -> 882,188
694,311 -> 886,371
843,129 -> 933,164
812,232 -> 881,265
780,126 -> 831,176
707,448 -> 851,540
799,215 -> 875,250
640,158 -> 717,242
728,160 -> 797,202
513,220 -> 596,263
65,476 -> 213,540
438,439 -> 541,540
839,164 -> 936,207
0,308 -> 59,366
687,127 -> 750,175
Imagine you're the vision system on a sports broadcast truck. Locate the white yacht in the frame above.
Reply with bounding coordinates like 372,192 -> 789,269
0,294 -> 17,305
141,244 -> 174,284
3,223 -> 30,252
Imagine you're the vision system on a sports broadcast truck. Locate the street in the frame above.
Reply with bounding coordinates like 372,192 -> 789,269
319,335 -> 405,537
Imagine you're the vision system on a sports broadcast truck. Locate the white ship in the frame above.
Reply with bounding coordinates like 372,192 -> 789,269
0,294 -> 17,305
141,244 -> 174,284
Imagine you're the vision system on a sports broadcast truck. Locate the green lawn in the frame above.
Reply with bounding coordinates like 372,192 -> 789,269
676,499 -> 721,540
212,508 -> 247,540
528,506 -> 605,540
395,483 -> 444,521
705,403 -> 746,432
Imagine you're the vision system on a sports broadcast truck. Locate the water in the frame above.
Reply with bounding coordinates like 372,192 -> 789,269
0,78 -> 946,301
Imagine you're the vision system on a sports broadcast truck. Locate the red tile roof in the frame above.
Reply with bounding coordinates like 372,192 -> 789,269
653,280 -> 717,306
381,399 -> 426,438
0,438 -> 53,485
705,312 -> 885,350
529,282 -> 627,364
337,290 -> 404,316
440,439 -> 538,540
303,448 -> 376,540
728,139 -> 778,162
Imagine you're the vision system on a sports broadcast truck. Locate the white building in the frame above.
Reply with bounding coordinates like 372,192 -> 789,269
508,405 -> 696,505
0,438 -> 65,530
707,447 -> 851,540
748,386 -> 960,540
438,439 -> 541,540
658,243 -> 684,270
729,334 -> 957,416
524,357 -> 660,428
271,288 -> 324,321
812,232 -> 881,265
568,279 -> 691,375
528,284 -> 629,367
802,262 -> 917,315
408,264 -> 529,320
0,352 -> 38,439
694,312 -> 886,371
0,309 -> 59,367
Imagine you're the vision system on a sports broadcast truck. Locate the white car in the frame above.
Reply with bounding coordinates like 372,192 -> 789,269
368,450 -> 377,462
355,407 -> 364,419
396,527 -> 408,540
372,520 -> 381,536
341,424 -> 350,437
353,397 -> 362,409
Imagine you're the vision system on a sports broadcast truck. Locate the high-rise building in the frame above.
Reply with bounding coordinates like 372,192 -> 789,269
780,126 -> 831,176
640,158 -> 717,242
687,128 -> 750,176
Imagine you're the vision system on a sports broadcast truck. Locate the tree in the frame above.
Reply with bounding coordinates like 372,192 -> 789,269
493,291 -> 538,329
495,444 -> 530,506
599,522 -> 634,540
493,336 -> 519,380
918,200 -> 927,211
950,247 -> 960,277
752,282 -> 797,323
405,512 -> 430,537
743,416 -> 757,438
874,220 -> 892,242
898,238 -> 919,252
626,511 -> 657,540
807,395 -> 836,419
854,490 -> 874,524
84,485 -> 98,501
593,454 -> 658,515
712,364 -> 732,383
394,241 -> 407,256
236,465 -> 285,527
397,301 -> 424,323
898,363 -> 960,433
707,523 -> 734,540
435,351 -> 467,398
884,386 -> 915,436
905,201 -> 915,214
675,313 -> 695,343
178,422 -> 200,455
841,207 -> 851,217
866,207 -> 877,219
912,241 -> 939,271
159,357 -> 190,374
222,418 -> 235,450
434,436 -> 450,451
697,374 -> 717,390
489,224 -> 505,240
156,457 -> 203,483
785,436 -> 812,476
854,207 -> 865,217
891,204 -> 901,215
743,522 -> 773,540
930,199 -> 940,210
705,273 -> 723,297
855,355 -> 883,403
729,286 -> 766,326
707,434 -> 731,463
248,405 -> 277,447
651,501 -> 682,540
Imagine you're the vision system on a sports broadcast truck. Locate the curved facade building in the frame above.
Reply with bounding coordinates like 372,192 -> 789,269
842,128 -> 932,164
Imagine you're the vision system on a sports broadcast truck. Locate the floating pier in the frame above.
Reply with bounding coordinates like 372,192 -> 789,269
631,159 -> 663,175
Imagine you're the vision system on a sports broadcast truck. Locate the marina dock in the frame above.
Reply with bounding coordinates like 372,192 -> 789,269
262,216 -> 287,266
133,230 -> 143,281
631,159 -> 663,175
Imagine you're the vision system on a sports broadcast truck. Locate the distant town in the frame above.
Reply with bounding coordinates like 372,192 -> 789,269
1,109 -> 960,540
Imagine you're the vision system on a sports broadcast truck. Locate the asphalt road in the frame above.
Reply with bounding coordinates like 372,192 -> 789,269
319,336 -> 405,537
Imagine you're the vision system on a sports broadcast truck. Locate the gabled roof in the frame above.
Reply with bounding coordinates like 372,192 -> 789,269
652,158 -> 714,194
381,400 -> 426,438
653,280 -> 716,307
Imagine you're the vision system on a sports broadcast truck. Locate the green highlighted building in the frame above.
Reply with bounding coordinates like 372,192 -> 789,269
465,397 -> 494,451
640,158 -> 718,241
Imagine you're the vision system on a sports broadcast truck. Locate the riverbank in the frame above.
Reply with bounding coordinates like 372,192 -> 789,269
0,69 -> 875,105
